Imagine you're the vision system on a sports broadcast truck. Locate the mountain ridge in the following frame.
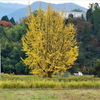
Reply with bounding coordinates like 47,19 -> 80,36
0,1 -> 87,21
0,2 -> 27,9
0,2 -> 27,19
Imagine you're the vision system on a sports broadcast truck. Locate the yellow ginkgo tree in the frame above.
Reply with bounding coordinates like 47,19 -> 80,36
21,5 -> 78,78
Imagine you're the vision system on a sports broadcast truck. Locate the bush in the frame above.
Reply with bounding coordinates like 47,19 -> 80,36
93,59 -> 100,78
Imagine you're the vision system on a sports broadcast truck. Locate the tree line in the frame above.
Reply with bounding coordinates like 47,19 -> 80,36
1,3 -> 100,77
68,3 -> 100,77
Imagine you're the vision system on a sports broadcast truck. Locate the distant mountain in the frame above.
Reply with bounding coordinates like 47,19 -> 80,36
1,1 -> 87,21
0,2 -> 27,19
30,1 -> 87,12
0,2 -> 27,10
8,7 -> 29,22
0,5 -> 15,16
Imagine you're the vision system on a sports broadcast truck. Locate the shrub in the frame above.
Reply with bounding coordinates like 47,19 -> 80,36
93,59 -> 100,78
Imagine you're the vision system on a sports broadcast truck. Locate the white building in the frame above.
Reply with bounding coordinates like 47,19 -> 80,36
66,11 -> 86,19
59,11 -> 86,19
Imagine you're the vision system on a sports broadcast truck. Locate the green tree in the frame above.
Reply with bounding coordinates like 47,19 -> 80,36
81,14 -> 85,20
21,5 -> 78,78
72,8 -> 83,12
10,17 -> 16,25
86,3 -> 100,35
93,3 -> 100,35
86,3 -> 94,24
1,15 -> 9,22
68,14 -> 73,19
93,59 -> 100,77
71,17 -> 92,44
1,22 -> 30,74
15,61 -> 29,75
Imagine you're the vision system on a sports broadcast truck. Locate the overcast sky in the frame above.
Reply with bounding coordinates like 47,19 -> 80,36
0,0 -> 100,8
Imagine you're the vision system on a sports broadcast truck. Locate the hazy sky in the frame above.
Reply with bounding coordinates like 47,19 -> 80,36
0,0 -> 100,8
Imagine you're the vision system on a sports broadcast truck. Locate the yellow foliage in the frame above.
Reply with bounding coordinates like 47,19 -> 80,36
21,5 -> 78,78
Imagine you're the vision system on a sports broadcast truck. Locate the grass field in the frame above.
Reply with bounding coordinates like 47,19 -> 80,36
0,89 -> 100,100
0,73 -> 100,89
0,74 -> 100,100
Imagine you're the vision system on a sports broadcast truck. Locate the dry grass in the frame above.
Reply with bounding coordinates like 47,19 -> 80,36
0,89 -> 100,100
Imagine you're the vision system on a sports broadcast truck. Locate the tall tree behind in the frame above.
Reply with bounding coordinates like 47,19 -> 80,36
93,3 -> 100,36
86,3 -> 94,24
21,5 -> 78,78
10,17 -> 16,25
1,15 -> 9,22
86,3 -> 100,35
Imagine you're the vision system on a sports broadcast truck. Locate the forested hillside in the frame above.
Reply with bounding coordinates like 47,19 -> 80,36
1,3 -> 100,76
68,3 -> 100,75
1,17 -> 30,74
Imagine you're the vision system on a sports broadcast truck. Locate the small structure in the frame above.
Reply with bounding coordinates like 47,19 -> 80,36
74,71 -> 83,76
59,11 -> 86,20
